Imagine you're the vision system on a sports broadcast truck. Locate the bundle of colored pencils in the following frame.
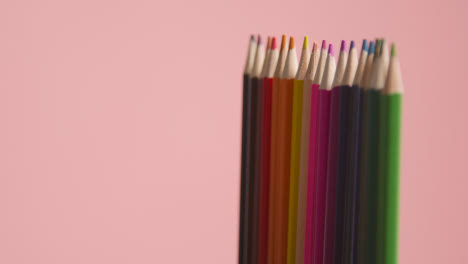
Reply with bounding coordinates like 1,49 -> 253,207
239,35 -> 403,264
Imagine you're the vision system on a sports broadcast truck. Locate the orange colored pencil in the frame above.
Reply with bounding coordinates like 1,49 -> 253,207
267,35 -> 288,264
275,37 -> 298,264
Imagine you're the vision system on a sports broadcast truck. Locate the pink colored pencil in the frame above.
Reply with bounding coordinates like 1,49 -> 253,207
304,40 -> 328,264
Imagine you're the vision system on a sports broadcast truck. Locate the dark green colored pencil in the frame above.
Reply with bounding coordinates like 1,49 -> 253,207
380,44 -> 403,264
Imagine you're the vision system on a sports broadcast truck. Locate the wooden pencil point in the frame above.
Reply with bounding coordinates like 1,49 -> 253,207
272,37 -> 277,50
281,35 -> 287,51
312,41 -> 318,52
391,43 -> 397,57
289,37 -> 295,49
303,36 -> 309,50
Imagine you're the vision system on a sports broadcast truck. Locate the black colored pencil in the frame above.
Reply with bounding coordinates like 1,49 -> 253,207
239,36 -> 256,264
344,40 -> 366,263
332,48 -> 350,264
245,36 -> 265,264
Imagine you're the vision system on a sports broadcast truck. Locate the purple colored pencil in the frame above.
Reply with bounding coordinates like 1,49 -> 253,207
322,40 -> 349,264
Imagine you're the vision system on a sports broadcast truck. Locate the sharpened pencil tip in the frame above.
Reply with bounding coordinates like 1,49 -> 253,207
369,41 -> 375,54
267,36 -> 272,49
303,36 -> 308,50
379,39 -> 386,56
289,37 -> 295,49
257,35 -> 261,45
321,40 -> 327,50
340,40 -> 347,52
250,35 -> 255,42
312,41 -> 318,52
329,44 -> 334,56
375,39 -> 382,56
391,43 -> 397,57
271,37 -> 277,50
350,40 -> 355,50
361,39 -> 368,52
281,35 -> 286,51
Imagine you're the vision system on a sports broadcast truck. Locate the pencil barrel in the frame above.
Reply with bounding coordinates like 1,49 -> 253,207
322,87 -> 341,264
312,89 -> 332,264
259,77 -> 273,264
384,94 -> 402,264
239,74 -> 250,264
287,80 -> 304,264
295,79 -> 313,264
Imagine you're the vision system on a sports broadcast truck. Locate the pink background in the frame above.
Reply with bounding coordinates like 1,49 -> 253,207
1,0 -> 467,263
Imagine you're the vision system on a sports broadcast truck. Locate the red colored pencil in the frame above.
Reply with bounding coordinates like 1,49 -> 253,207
259,37 -> 278,264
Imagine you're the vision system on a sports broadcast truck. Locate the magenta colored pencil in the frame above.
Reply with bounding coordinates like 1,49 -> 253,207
323,85 -> 341,264
312,44 -> 337,264
304,83 -> 319,264
304,40 -> 327,263
304,41 -> 328,264
312,89 -> 332,264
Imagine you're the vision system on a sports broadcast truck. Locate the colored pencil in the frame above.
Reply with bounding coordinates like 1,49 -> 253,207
372,39 -> 390,264
245,36 -> 265,264
259,37 -> 279,264
321,40 -> 348,264
361,39 -> 380,264
332,40 -> 358,264
286,36 -> 310,264
377,39 -> 391,264
275,37 -> 298,264
381,44 -> 403,264
240,35 -> 257,264
322,58 -> 341,264
354,40 -> 372,264
341,40 -> 361,263
312,43 -> 337,264
251,36 -> 271,264
304,40 -> 327,264
295,41 -> 319,264
268,35 -> 288,264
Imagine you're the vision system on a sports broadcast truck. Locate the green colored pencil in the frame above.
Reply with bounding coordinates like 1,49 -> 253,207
381,44 -> 403,264
373,39 -> 391,264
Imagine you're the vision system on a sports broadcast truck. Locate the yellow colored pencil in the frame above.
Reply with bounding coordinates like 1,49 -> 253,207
287,36 -> 310,264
